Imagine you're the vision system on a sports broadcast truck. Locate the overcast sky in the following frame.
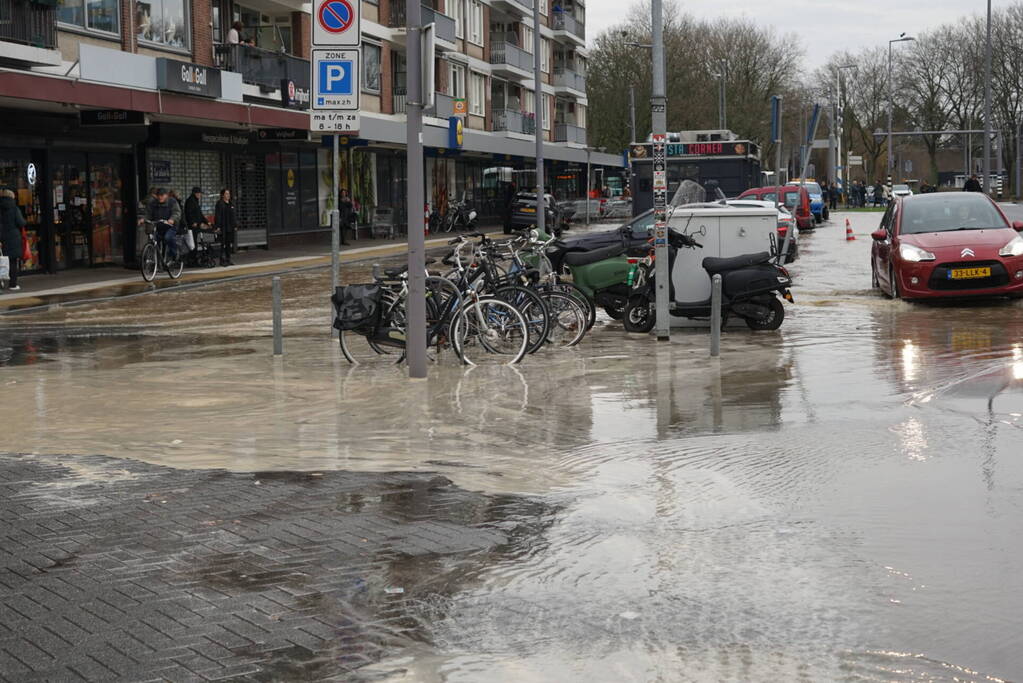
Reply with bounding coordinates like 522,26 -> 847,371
585,0 -> 997,70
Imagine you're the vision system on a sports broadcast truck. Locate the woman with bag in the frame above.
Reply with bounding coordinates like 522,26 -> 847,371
0,187 -> 27,291
338,188 -> 353,246
214,188 -> 237,266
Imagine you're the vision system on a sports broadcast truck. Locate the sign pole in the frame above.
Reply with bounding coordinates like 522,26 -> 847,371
532,0 -> 545,234
405,0 -> 427,378
651,0 -> 669,341
331,135 -> 340,331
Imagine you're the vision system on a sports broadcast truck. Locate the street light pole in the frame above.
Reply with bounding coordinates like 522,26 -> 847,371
888,35 -> 915,186
629,85 -> 636,143
984,0 -> 993,196
720,59 -> 727,130
405,0 -> 426,378
533,0 -> 545,233
651,0 -> 669,341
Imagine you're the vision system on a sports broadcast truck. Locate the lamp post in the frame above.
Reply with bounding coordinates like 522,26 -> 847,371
713,60 -> 727,130
984,0 -> 993,195
888,34 -> 915,186
834,64 -> 855,194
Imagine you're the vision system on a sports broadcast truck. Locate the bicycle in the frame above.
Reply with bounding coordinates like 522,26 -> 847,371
139,219 -> 185,282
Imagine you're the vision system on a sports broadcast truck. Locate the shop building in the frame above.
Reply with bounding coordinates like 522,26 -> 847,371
0,0 -> 622,279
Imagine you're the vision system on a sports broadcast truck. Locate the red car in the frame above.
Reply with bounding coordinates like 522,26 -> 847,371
738,185 -> 814,230
871,192 -> 1023,300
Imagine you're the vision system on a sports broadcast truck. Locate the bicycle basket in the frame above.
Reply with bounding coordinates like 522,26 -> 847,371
332,284 -> 383,332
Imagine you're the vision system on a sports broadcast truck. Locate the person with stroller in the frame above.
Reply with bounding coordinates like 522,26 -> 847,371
146,188 -> 182,262
214,188 -> 237,266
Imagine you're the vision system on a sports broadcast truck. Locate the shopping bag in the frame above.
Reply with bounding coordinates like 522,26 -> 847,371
21,228 -> 30,261
0,253 -> 9,283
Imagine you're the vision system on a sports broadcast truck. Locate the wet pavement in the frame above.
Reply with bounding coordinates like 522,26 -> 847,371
2,211 -> 1023,681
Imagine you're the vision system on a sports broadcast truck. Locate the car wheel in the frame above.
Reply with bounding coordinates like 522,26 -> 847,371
888,265 -> 901,300
871,263 -> 879,289
822,207 -> 830,221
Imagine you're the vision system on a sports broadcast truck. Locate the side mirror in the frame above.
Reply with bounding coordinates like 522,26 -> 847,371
1013,221 -> 1023,231
871,229 -> 888,241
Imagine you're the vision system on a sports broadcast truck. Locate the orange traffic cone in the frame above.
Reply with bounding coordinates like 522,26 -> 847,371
845,218 -> 855,241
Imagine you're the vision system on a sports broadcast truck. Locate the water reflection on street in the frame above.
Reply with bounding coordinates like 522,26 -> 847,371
2,212 -> 1022,681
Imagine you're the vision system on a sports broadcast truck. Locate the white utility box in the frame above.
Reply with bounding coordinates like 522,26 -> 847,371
666,205 -> 778,327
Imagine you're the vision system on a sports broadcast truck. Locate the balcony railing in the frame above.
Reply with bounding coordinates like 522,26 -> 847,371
393,87 -> 407,114
215,43 -> 309,91
490,41 -> 532,73
553,67 -> 585,92
552,12 -> 583,39
0,0 -> 57,49
389,4 -> 456,43
434,92 -> 454,118
493,109 -> 536,135
554,123 -> 586,144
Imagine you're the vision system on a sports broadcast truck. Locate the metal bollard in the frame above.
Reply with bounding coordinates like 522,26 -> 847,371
272,276 -> 283,356
710,274 -> 722,357
330,209 -> 340,337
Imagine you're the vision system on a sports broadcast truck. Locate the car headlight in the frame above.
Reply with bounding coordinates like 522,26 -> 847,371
999,234 -> 1023,257
899,243 -> 936,262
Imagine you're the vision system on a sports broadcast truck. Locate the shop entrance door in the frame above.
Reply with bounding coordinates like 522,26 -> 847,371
51,153 -> 90,270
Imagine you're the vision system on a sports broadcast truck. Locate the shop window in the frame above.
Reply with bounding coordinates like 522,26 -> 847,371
363,42 -> 381,93
0,156 -> 44,272
58,0 -> 120,34
137,0 -> 189,49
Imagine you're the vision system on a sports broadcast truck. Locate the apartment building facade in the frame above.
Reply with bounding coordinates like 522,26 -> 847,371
0,0 -> 621,276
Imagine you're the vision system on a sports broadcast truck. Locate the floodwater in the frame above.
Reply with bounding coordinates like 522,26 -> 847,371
3,212 -> 1023,681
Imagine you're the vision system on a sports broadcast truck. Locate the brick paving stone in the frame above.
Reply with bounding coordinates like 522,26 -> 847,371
0,452 -> 531,681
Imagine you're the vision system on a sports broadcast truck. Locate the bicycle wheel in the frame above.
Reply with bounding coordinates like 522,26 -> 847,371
491,285 -> 549,354
450,297 -> 528,365
544,281 -> 596,330
539,290 -> 588,347
340,328 -> 404,364
140,242 -> 158,282
425,276 -> 461,358
165,247 -> 184,279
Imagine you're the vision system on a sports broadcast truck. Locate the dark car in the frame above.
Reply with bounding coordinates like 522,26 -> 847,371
871,192 -> 1023,300
504,192 -> 560,234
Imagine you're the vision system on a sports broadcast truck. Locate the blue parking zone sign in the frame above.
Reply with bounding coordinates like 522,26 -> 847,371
312,49 -> 359,110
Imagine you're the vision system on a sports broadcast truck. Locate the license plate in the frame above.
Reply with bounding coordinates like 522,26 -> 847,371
521,207 -> 535,213
948,267 -> 991,280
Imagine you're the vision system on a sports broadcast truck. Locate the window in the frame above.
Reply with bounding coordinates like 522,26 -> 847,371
539,0 -> 547,15
363,42 -> 382,93
137,0 -> 188,48
469,72 -> 486,116
541,38 -> 550,73
521,26 -> 533,54
59,0 -> 120,34
524,89 -> 535,115
542,93 -> 551,130
577,103 -> 586,129
448,63 -> 466,99
467,0 -> 483,46
452,0 -> 464,39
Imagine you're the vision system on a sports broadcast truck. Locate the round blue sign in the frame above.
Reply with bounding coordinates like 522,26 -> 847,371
318,0 -> 354,34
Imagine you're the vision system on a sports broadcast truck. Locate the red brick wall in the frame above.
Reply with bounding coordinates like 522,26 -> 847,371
191,0 -> 213,66
484,74 -> 491,131
381,43 -> 393,114
121,0 -> 135,52
291,11 -> 310,58
482,5 -> 490,61
379,0 -> 392,28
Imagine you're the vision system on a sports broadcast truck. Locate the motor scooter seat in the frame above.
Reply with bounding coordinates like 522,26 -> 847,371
563,243 -> 627,266
701,252 -> 772,275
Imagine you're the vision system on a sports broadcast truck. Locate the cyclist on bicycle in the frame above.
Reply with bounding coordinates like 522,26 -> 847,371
145,188 -> 182,261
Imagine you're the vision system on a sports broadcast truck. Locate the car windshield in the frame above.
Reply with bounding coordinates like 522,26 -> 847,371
782,191 -> 801,208
900,195 -> 1008,234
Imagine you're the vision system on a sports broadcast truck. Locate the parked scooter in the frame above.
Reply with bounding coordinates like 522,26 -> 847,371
622,237 -> 794,332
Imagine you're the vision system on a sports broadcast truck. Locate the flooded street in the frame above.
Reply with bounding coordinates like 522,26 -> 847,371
3,211 -> 1022,681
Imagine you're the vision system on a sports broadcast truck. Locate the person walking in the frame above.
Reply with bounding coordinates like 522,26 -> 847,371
214,188 -> 237,266
338,189 -> 354,246
183,187 -> 208,232
0,187 -> 27,291
963,174 -> 983,192
829,182 -> 839,211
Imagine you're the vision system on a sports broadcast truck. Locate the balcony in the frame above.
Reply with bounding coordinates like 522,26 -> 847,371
393,87 -> 407,114
493,109 -> 536,135
552,67 -> 585,95
554,123 -> 586,145
490,0 -> 532,15
0,0 -> 60,66
552,11 -> 584,44
216,43 -> 309,92
388,4 -> 456,47
489,41 -> 532,79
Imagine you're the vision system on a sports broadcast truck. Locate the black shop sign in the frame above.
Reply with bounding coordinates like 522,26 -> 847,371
156,58 -> 222,99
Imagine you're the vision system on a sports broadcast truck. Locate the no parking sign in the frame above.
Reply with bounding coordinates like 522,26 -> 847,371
313,0 -> 360,46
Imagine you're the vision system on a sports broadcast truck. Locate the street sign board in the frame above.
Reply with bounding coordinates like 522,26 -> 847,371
848,155 -> 863,166
311,111 -> 361,133
313,0 -> 360,46
312,49 -> 360,110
